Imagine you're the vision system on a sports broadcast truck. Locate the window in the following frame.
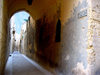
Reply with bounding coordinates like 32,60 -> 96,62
55,19 -> 61,42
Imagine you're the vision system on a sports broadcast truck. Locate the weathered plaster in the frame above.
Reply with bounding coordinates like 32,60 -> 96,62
58,0 -> 88,75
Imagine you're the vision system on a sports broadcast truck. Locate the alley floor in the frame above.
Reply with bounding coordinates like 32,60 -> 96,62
5,51 -> 53,75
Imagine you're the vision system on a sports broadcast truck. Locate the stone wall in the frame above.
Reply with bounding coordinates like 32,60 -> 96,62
90,0 -> 100,75
58,0 -> 89,75
0,0 -> 8,74
0,0 -> 4,74
22,17 -> 35,57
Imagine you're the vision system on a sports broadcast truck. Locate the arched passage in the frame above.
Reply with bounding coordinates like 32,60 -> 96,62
0,0 -> 61,75
1,0 -> 99,75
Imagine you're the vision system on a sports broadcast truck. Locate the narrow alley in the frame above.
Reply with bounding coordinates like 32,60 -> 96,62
0,0 -> 100,75
5,51 -> 53,75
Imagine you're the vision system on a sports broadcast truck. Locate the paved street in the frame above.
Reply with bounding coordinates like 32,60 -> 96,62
5,51 -> 53,75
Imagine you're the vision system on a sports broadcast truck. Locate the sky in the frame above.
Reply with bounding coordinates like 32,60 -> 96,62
12,11 -> 29,34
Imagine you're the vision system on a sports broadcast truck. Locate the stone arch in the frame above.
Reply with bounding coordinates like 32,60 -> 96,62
8,9 -> 34,21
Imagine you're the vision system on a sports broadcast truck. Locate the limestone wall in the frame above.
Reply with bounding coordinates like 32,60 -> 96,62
0,0 -> 8,74
90,0 -> 100,74
0,0 -> 4,74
